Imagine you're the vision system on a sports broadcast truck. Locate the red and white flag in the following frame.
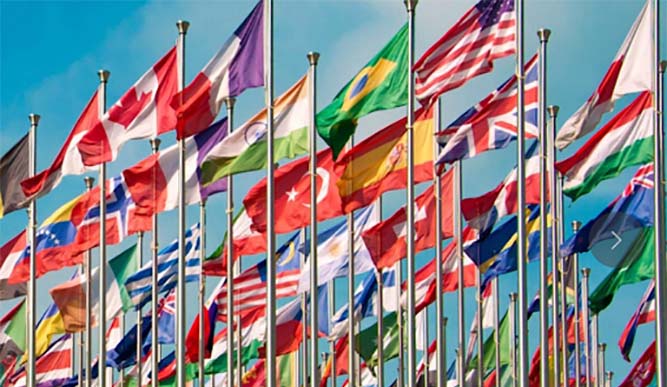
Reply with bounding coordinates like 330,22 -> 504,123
555,1 -> 652,149
414,0 -> 515,103
77,47 -> 178,166
0,232 -> 27,300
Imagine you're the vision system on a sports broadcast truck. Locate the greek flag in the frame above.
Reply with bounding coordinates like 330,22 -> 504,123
124,223 -> 201,309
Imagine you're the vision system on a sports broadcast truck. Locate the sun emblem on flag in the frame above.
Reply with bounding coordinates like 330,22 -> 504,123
326,240 -> 343,258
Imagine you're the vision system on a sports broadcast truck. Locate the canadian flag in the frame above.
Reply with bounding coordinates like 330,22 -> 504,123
77,47 -> 178,166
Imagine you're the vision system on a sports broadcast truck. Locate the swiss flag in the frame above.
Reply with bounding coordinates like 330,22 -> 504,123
243,148 -> 345,234
362,168 -> 455,270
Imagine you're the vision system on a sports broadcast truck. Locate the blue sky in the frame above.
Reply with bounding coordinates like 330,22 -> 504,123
1,0 -> 665,383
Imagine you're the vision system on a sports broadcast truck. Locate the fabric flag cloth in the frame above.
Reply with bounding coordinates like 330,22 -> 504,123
243,147 -> 344,235
560,163 -> 654,257
185,301 -> 217,363
106,315 -> 124,351
589,227 -> 654,315
20,92 -> 99,199
0,300 -> 26,361
49,244 -> 138,332
462,140 -> 541,237
317,24 -> 408,158
200,73 -> 309,183
414,0 -> 515,103
436,55 -> 538,164
619,280 -> 655,362
263,297 -> 305,356
297,204 -> 380,291
334,105 -> 435,213
172,0 -> 263,138
555,1 -> 652,149
0,133 -> 29,218
356,312 -> 403,368
617,340 -> 657,387
362,168 -> 454,270
107,315 -> 152,370
123,118 -> 229,216
204,312 -> 264,374
9,334 -> 73,387
143,291 -> 176,352
212,231 -> 302,319
125,223 -> 201,308
0,231 -> 27,300
556,91 -> 653,201
236,354 -> 296,387
77,47 -> 178,166
203,206 -> 265,276
32,296 -> 67,359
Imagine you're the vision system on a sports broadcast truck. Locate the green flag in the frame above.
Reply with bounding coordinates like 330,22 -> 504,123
355,312 -> 403,368
108,244 -> 139,312
0,299 -> 26,360
204,339 -> 262,374
316,24 -> 408,158
469,309 -> 510,373
589,227 -> 655,314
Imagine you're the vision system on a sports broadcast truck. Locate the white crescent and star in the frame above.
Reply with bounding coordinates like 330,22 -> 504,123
284,167 -> 331,208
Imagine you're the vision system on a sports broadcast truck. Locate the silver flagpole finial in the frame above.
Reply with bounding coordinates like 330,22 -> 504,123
28,114 -> 41,126
98,70 -> 110,83
176,20 -> 190,34
572,220 -> 581,231
537,28 -> 551,42
403,0 -> 418,11
660,60 -> 667,73
547,105 -> 559,118
84,177 -> 95,190
150,138 -> 161,153
223,97 -> 236,108
307,51 -> 320,65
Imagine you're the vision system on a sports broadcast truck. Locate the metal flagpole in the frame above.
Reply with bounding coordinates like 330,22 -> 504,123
572,221 -> 582,387
598,343 -> 606,386
199,201 -> 207,387
307,50 -> 321,387
26,112 -> 39,387
493,278 -> 501,387
83,176 -> 95,387
237,313 -> 243,387
376,194 -> 384,387
223,96 -> 236,387
136,232 -> 144,387
537,27 -> 551,387
405,1 -> 418,386
476,268 -> 483,387
347,132 -> 356,387
423,308 -> 429,387
264,0 -> 278,386
149,137 -> 161,387
514,0 -> 529,384
547,104 -> 560,386
433,97 -> 445,387
509,293 -> 517,387
301,228 -> 309,386
559,174 -> 568,387
329,280 -> 336,387
97,69 -> 110,387
581,268 -> 592,387
591,314 -> 599,387
605,372 -> 613,387
396,259 -> 404,387
454,160 -> 464,387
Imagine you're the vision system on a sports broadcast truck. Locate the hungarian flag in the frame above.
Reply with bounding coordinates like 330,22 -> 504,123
556,91 -> 653,201
243,147 -> 344,234
335,105 -> 434,213
362,168 -> 454,270
78,47 -> 178,166
317,24 -> 408,158
0,133 -> 29,218
0,232 -> 27,300
555,1 -> 652,149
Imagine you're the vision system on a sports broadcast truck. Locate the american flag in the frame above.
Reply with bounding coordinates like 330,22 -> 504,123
436,54 -> 539,164
414,0 -> 515,103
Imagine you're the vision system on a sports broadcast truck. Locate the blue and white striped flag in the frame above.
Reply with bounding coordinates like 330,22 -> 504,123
124,223 -> 201,308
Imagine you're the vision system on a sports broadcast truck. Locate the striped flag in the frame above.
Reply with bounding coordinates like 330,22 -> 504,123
0,231 -> 27,300
10,334 -> 73,387
619,280 -> 655,361
414,0 -> 515,103
124,223 -> 201,308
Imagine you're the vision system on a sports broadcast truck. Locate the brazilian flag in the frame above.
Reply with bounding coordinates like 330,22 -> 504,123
317,24 -> 408,158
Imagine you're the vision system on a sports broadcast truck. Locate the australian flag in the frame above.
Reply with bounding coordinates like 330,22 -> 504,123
436,54 -> 539,164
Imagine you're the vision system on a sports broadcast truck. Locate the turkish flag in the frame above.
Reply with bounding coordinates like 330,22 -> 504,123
243,148 -> 345,234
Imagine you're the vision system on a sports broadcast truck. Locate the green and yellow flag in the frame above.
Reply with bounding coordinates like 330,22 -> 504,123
317,24 -> 408,158
0,133 -> 29,218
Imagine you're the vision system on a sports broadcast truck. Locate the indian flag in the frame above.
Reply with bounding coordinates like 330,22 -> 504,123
556,91 -> 653,201
200,74 -> 310,185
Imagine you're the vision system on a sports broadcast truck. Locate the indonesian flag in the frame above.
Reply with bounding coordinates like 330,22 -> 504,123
77,47 -> 178,166
555,1 -> 652,149
362,168 -> 455,270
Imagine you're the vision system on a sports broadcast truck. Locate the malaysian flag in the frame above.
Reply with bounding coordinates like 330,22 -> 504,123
436,54 -> 538,164
414,0 -> 515,103
212,231 -> 303,321
619,280 -> 655,361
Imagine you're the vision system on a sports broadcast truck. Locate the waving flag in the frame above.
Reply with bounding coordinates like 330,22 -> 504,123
556,92 -> 653,201
436,55 -> 538,164
619,280 -> 655,362
0,232 -> 27,300
125,223 -> 201,308
0,133 -> 29,218
78,47 -> 178,166
335,106 -> 435,213
33,298 -> 67,359
107,315 -> 152,370
414,0 -> 515,103
9,334 -> 72,387
0,300 -> 26,361
259,298 -> 304,356
143,291 -> 176,352
617,340 -> 657,387
555,1 -> 652,149
173,0 -> 263,138
317,24 -> 408,158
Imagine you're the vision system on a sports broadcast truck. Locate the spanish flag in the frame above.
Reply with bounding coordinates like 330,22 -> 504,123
335,105 -> 435,213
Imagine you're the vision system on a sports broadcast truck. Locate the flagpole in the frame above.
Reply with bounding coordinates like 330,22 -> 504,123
222,96 -> 236,387
581,268 -> 592,387
301,227 -> 309,386
396,259 -> 404,387
476,268 -> 483,386
423,308 -> 429,387
433,96 -> 445,387
329,280 -> 336,387
405,1 -> 418,386
547,104 -> 560,386
97,68 -> 110,387
509,292 -> 517,387
454,160 -> 464,387
560,175 -> 568,387
236,312 -> 243,387
347,136 -> 356,387
264,0 -> 278,385
136,231 -> 144,387
82,176 -> 95,387
591,314 -> 599,387
199,200 -> 207,387
536,27 -> 551,387
598,343 -> 606,386
26,112 -> 39,387
307,50 -> 321,387
493,278 -> 500,387
149,137 -> 161,387
572,221 -> 582,387
376,195 -> 384,387
605,372 -> 613,387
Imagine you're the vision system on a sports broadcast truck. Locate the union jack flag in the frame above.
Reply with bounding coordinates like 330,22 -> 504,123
436,54 -> 539,164
623,164 -> 654,197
